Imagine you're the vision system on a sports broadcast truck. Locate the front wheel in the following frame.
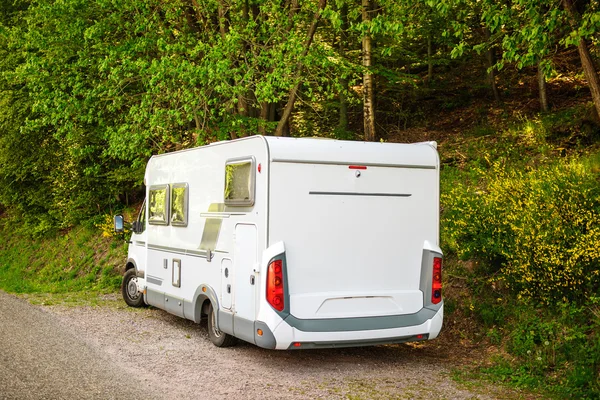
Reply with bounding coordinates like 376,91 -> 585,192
121,268 -> 146,308
207,303 -> 237,347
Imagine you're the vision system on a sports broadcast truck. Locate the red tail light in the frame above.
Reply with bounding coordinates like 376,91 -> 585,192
267,259 -> 285,311
432,257 -> 442,304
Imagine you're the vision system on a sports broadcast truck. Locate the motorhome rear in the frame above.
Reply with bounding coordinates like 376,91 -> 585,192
117,136 -> 443,349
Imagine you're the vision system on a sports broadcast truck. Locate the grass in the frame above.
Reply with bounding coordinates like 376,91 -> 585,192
17,291 -> 124,307
0,221 -> 125,295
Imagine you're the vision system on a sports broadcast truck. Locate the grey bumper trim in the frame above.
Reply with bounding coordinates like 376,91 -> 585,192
146,275 -> 162,286
283,303 -> 442,332
254,320 -> 277,349
287,333 -> 429,350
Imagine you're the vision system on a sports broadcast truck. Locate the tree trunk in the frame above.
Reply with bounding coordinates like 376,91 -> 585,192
217,0 -> 238,139
339,86 -> 349,133
484,28 -> 501,102
287,0 -> 299,32
218,0 -> 228,40
338,5 -> 349,132
562,0 -> 600,118
362,0 -> 376,142
274,0 -> 327,137
538,62 -> 549,112
576,39 -> 600,118
258,102 -> 269,135
427,35 -> 433,84
235,0 -> 250,138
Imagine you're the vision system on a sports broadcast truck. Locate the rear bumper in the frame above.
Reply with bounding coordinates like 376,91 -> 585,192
267,302 -> 443,350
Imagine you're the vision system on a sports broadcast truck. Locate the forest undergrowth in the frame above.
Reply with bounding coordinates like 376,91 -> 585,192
436,97 -> 600,398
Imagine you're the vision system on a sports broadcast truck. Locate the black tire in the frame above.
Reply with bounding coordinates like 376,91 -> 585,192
121,268 -> 146,308
207,303 -> 237,347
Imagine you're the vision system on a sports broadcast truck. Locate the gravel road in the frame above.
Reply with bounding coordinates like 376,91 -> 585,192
0,291 -> 158,400
0,291 -> 514,400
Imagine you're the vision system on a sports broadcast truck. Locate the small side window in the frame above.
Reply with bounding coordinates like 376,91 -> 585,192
171,183 -> 188,227
149,184 -> 169,225
224,157 -> 255,206
137,199 -> 147,233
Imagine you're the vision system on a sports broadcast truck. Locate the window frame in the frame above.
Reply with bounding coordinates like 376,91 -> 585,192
148,184 -> 170,226
170,182 -> 189,227
224,156 -> 256,207
136,198 -> 147,233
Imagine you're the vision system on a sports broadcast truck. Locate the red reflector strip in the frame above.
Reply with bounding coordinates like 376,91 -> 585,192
293,342 -> 301,347
348,165 -> 367,170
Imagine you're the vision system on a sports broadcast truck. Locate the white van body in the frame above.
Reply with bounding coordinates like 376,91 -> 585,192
124,136 -> 443,349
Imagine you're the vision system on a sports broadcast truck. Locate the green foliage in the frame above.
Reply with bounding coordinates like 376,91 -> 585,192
444,156 -> 600,304
444,0 -> 600,81
0,0 -> 361,232
0,0 -> 599,233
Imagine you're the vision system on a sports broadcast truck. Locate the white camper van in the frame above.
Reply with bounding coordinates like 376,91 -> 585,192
116,135 -> 443,349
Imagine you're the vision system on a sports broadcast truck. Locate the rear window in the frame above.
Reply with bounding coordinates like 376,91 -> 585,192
224,158 -> 255,206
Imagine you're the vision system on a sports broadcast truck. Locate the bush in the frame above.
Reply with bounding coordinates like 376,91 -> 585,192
442,158 -> 600,304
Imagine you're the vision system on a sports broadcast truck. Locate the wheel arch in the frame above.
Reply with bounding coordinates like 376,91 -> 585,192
126,258 -> 145,278
191,285 -> 220,325
125,258 -> 137,272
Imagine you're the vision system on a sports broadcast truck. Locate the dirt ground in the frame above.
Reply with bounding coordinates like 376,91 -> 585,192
35,295 -> 535,400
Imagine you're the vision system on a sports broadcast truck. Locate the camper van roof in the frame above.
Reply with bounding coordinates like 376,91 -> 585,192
264,136 -> 438,169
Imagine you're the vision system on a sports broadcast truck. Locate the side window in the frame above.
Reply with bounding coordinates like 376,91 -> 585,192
137,199 -> 147,233
149,184 -> 169,225
170,183 -> 188,227
224,157 -> 255,206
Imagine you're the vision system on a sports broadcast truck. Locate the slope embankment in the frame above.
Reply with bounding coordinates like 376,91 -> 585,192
0,221 -> 123,295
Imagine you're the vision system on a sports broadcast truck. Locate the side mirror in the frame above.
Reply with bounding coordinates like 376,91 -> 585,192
114,215 -> 124,233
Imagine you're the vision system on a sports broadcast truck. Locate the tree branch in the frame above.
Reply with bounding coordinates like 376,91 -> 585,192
274,0 -> 327,137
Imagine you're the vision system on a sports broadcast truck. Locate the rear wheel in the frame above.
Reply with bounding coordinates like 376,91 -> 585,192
207,303 -> 237,347
121,268 -> 146,308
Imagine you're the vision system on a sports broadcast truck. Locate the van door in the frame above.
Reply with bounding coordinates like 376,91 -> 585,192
233,224 -> 257,323
130,200 -> 147,276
